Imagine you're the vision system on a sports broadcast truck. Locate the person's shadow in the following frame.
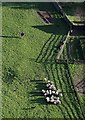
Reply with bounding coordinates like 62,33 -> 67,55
0,35 -> 20,38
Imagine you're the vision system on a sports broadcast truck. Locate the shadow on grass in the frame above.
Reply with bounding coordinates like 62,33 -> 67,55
31,98 -> 47,105
30,79 -> 47,105
58,64 -> 83,119
0,35 -> 20,38
2,2 -> 57,15
36,34 -> 68,64
32,18 -> 69,35
3,67 -> 18,84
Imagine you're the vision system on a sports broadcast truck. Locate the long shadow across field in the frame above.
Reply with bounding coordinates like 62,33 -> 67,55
34,33 -> 84,119
36,34 -> 67,63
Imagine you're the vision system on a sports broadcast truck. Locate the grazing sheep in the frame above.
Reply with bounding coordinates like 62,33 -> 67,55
50,99 -> 55,103
49,90 -> 52,95
44,93 -> 47,96
44,78 -> 47,81
54,99 -> 61,104
57,99 -> 61,104
49,84 -> 55,90
60,93 -> 63,97
44,90 -> 50,96
47,80 -> 51,83
42,89 -> 46,94
46,90 -> 49,94
57,97 -> 60,100
55,91 -> 59,95
46,83 -> 51,88
57,89 -> 60,92
52,90 -> 56,94
46,97 -> 50,102
54,101 -> 57,104
51,95 -> 54,99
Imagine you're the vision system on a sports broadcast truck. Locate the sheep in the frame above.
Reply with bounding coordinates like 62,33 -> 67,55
57,89 -> 60,92
42,89 -> 46,94
57,99 -> 61,104
50,99 -> 55,103
46,83 -> 51,88
46,90 -> 49,95
49,90 -> 52,95
51,95 -> 54,99
46,97 -> 50,102
47,80 -> 51,83
55,91 -> 59,96
44,78 -> 47,81
54,99 -> 61,105
49,84 -> 55,90
44,92 -> 48,96
43,90 -> 50,96
52,90 -> 56,94
60,93 -> 63,97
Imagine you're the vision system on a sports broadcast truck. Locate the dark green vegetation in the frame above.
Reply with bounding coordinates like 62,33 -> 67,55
60,2 -> 85,25
2,2 -> 85,119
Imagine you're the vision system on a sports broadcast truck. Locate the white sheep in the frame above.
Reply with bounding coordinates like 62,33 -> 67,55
47,80 -> 51,83
44,78 -> 47,81
46,83 -> 51,87
60,93 -> 63,97
57,99 -> 61,104
52,91 -> 56,94
42,89 -> 46,94
54,99 -> 61,104
46,97 -> 50,102
46,90 -> 49,95
49,84 -> 55,90
55,91 -> 59,95
50,99 -> 55,103
49,90 -> 52,95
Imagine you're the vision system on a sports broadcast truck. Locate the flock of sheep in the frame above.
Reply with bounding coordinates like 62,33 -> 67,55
42,78 -> 63,105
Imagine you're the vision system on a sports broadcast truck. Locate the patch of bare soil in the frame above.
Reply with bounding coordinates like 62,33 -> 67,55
37,11 -> 54,24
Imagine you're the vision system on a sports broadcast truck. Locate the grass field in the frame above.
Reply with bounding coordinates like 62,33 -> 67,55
2,2 -> 85,119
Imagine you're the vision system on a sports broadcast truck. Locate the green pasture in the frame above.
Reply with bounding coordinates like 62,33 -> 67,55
2,2 -> 85,119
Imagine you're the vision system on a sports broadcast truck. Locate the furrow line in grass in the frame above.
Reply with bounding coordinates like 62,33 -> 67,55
64,63 -> 85,119
55,64 -> 79,119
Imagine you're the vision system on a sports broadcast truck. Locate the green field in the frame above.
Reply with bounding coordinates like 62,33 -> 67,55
2,2 -> 85,119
